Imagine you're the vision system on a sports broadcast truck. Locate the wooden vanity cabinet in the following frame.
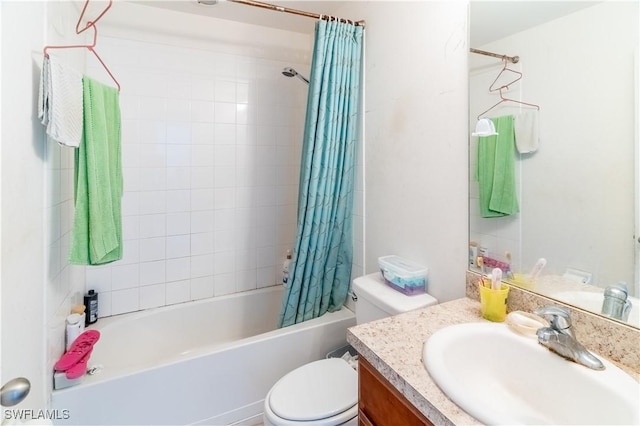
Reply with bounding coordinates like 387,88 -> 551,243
358,357 -> 435,426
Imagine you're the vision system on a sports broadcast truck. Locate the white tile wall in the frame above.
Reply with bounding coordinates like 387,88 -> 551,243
43,4 -> 89,387
85,34 -> 309,317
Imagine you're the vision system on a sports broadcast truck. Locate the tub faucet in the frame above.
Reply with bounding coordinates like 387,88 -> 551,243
534,305 -> 605,371
601,282 -> 632,322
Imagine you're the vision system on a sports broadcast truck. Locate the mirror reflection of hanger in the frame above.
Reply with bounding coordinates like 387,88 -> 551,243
42,0 -> 120,91
477,88 -> 540,119
488,58 -> 523,92
477,58 -> 539,119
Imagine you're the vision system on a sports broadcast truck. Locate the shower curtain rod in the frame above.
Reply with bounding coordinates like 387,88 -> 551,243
470,48 -> 519,64
227,0 -> 365,27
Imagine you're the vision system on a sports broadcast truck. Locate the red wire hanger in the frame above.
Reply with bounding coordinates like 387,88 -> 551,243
42,0 -> 120,91
477,59 -> 539,119
477,87 -> 540,119
488,58 -> 523,92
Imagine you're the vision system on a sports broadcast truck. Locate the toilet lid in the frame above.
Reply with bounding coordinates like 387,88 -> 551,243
269,358 -> 358,422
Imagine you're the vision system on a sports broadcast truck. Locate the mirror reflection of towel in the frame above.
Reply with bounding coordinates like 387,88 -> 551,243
514,110 -> 539,153
477,115 -> 519,218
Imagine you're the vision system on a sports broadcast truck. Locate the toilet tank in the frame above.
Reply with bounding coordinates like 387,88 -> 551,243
352,273 -> 438,324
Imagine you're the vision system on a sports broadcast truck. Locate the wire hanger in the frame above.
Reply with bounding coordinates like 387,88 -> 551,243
477,59 -> 539,119
477,88 -> 540,119
42,0 -> 120,91
488,58 -> 522,92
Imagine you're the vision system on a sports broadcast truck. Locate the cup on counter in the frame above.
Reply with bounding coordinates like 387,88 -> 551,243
479,282 -> 510,322
509,273 -> 533,289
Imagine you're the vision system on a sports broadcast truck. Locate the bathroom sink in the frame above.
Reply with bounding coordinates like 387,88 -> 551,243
423,322 -> 640,425
551,290 -> 640,327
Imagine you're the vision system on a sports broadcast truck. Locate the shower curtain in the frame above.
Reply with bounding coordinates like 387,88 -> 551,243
278,20 -> 363,328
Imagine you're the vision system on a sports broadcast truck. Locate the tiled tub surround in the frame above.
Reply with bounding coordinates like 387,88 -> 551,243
347,273 -> 640,425
83,18 -> 311,317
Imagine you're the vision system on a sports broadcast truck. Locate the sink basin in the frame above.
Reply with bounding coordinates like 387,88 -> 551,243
551,290 -> 640,327
423,322 -> 640,425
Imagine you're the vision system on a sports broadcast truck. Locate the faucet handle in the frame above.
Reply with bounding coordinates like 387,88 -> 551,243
604,282 -> 629,301
534,305 -> 572,332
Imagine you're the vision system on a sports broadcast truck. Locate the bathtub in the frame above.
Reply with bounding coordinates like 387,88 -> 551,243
51,286 -> 356,425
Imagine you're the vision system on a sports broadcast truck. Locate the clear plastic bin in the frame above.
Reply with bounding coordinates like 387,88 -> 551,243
378,255 -> 428,295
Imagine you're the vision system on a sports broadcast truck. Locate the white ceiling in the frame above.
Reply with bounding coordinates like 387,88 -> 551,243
470,1 -> 600,46
131,1 -> 600,42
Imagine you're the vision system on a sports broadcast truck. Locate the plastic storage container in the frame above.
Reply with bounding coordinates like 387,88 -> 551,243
378,255 -> 428,296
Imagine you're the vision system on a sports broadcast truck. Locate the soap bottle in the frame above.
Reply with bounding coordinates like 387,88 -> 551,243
71,304 -> 86,330
65,313 -> 83,351
469,241 -> 478,267
283,250 -> 292,286
84,290 -> 99,326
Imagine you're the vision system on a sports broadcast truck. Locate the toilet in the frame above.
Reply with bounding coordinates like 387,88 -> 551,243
263,272 -> 438,426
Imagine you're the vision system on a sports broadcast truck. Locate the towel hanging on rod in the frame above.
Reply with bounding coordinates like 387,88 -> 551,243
42,0 -> 120,91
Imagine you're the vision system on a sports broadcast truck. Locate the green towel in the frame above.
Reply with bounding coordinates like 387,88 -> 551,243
69,77 -> 123,265
477,115 -> 519,218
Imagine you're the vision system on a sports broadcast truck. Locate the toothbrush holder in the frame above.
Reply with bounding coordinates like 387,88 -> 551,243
479,282 -> 510,322
509,273 -> 533,289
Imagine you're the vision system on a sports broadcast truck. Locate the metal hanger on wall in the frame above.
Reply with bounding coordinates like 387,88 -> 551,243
42,0 -> 120,91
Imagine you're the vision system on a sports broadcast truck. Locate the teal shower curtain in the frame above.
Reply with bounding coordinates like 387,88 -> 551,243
278,20 -> 363,328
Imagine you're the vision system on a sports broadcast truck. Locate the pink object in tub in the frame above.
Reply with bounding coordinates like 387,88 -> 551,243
51,286 -> 355,425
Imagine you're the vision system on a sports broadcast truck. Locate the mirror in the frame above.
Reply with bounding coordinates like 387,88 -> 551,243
468,1 -> 640,328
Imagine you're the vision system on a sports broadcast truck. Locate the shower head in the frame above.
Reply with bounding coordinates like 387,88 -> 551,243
282,67 -> 309,84
282,67 -> 297,77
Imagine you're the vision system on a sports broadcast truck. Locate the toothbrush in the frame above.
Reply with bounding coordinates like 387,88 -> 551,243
483,274 -> 492,288
528,258 -> 547,282
491,268 -> 502,290
504,251 -> 514,279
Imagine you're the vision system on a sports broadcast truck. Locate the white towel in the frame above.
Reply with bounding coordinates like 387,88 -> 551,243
38,55 -> 84,148
514,110 -> 539,154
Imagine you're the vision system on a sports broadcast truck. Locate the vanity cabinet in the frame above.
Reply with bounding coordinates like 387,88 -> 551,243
358,357 -> 434,426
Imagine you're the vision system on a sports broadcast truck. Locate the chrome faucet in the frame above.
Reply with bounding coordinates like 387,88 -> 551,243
601,282 -> 632,322
534,305 -> 605,371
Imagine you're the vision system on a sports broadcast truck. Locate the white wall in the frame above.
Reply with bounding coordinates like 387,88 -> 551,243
469,2 -> 638,286
0,0 -> 90,404
81,2 -> 311,317
335,1 -> 470,303
1,0 -> 48,410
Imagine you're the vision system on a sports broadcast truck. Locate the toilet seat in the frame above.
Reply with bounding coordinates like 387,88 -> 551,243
264,358 -> 358,425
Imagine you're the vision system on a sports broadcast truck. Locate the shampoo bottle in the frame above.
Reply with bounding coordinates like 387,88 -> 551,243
283,250 -> 292,286
84,290 -> 99,326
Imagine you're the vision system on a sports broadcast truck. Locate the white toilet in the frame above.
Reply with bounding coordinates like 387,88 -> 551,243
263,272 -> 438,426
